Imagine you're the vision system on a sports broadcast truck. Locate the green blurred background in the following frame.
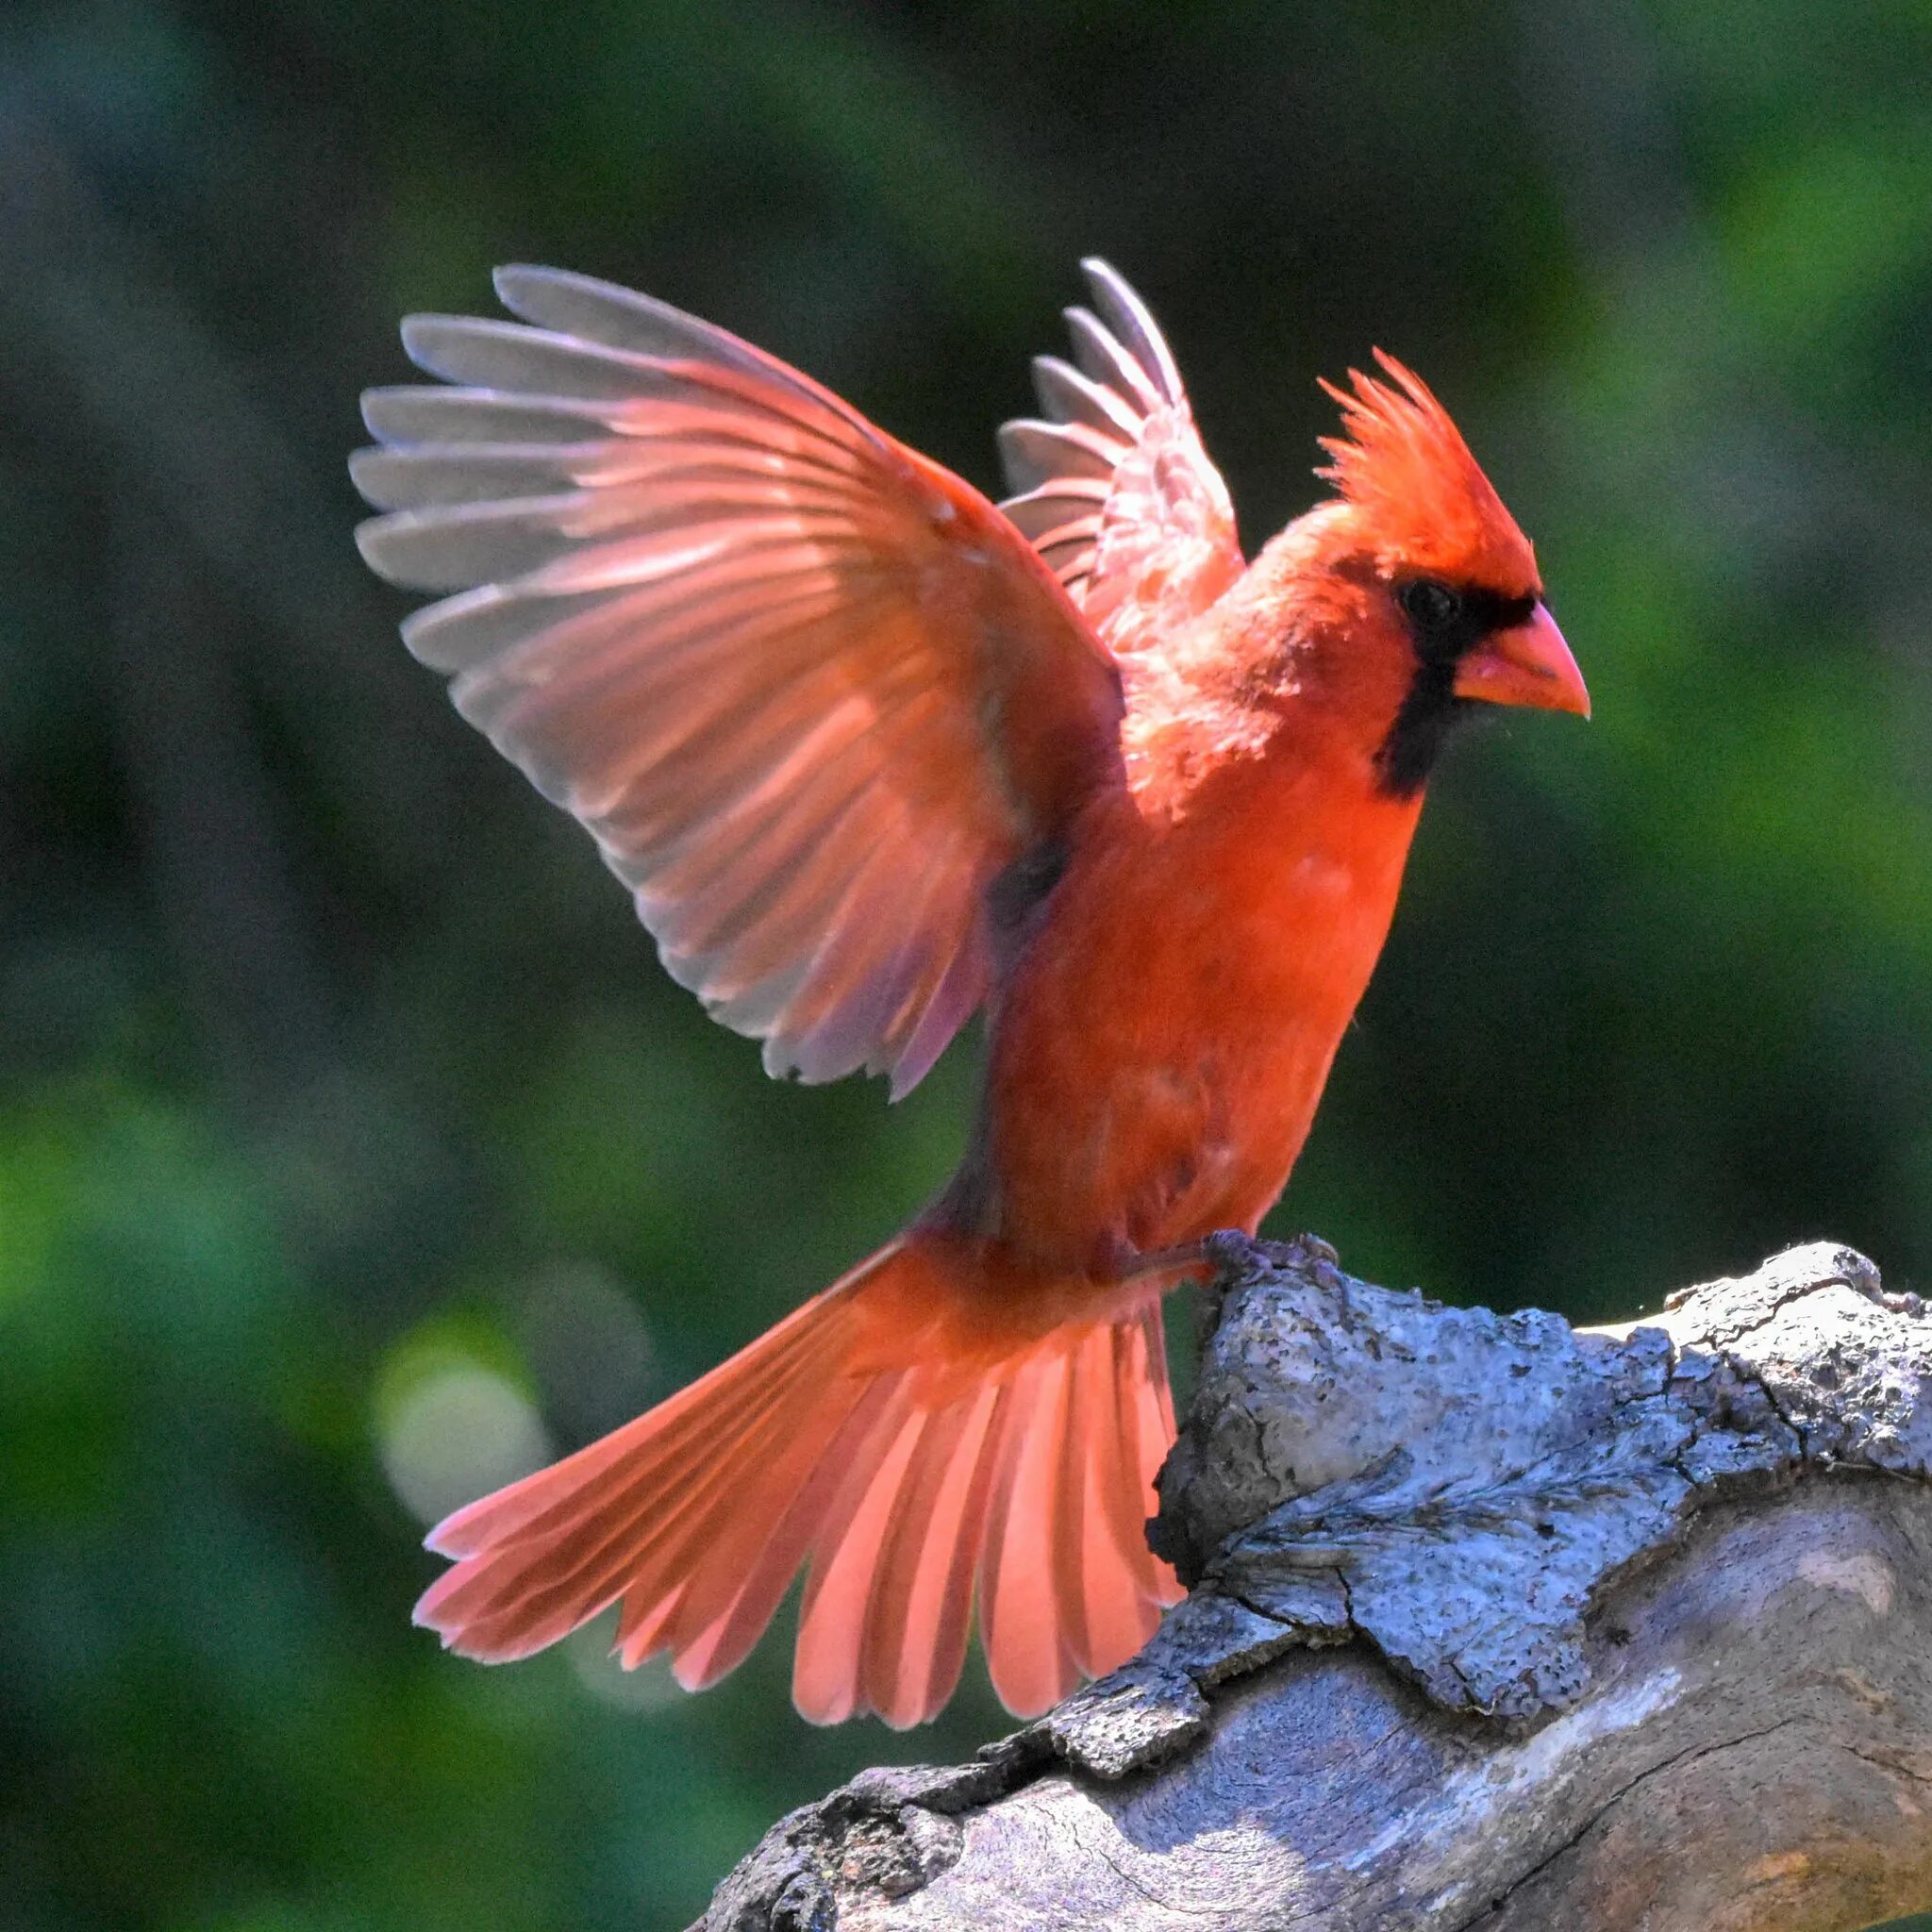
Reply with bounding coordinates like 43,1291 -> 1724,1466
4,1 -> 1932,1925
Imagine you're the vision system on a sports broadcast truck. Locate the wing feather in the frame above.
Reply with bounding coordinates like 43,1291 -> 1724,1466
999,259 -> 1244,656
356,267 -> 1123,1094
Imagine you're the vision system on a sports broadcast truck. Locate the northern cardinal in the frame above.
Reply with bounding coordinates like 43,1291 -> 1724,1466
353,258 -> 1587,1727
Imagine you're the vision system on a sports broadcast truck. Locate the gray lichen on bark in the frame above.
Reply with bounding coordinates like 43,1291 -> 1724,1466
702,1240 -> 1932,1932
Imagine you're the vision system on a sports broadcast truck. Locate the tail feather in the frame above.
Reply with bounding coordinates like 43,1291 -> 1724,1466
878,1378 -> 1006,1726
1084,1315 -> 1172,1659
592,1349 -> 888,1675
614,1577 -> 683,1670
792,1386 -> 924,1723
975,1347 -> 1077,1716
431,1356 -> 807,1652
417,1287 -> 855,1655
413,1237 -> 1185,1724
1095,1319 -> 1152,1582
1124,1304 -> 1178,1594
1056,1325 -> 1112,1675
853,1388 -> 981,1726
658,1372 -> 893,1687
1070,1325 -> 1144,1674
425,1287 -> 832,1559
549,1390 -> 818,1669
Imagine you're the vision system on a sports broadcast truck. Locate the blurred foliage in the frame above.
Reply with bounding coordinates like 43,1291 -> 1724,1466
3,0 -> 1932,1926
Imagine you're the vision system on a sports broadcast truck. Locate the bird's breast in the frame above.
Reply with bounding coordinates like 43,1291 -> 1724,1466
959,754 -> 1424,1274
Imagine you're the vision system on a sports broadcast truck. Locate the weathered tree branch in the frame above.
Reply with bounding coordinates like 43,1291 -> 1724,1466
701,1241 -> 1932,1932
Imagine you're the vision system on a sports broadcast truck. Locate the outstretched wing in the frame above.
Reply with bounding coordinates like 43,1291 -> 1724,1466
354,267 -> 1123,1097
998,259 -> 1244,658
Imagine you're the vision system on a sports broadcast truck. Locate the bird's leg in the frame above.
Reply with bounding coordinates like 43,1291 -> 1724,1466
1117,1239 -> 1211,1287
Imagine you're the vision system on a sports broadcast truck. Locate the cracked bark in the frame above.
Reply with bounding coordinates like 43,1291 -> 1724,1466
701,1241 -> 1932,1932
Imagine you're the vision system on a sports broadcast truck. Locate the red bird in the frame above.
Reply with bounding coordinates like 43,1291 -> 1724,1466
353,259 -> 1587,1727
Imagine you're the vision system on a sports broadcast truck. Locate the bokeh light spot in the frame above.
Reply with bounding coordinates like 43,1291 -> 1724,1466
379,1359 -> 553,1529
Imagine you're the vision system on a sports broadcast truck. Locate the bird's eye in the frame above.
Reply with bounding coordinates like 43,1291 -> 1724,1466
1400,579 -> 1463,635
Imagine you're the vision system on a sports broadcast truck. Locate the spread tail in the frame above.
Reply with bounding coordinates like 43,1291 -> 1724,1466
413,1237 -> 1182,1725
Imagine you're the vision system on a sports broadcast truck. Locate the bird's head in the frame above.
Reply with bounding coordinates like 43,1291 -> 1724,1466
1292,350 -> 1589,797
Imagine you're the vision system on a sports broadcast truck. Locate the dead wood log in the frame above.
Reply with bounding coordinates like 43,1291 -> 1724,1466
702,1240 -> 1932,1932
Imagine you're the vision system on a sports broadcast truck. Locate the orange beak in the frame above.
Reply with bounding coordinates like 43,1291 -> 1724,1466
1453,603 -> 1591,718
